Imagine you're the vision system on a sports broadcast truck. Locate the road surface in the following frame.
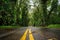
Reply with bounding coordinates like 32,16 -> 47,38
0,27 -> 60,40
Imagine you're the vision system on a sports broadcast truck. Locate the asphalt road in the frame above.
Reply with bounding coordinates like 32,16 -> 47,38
0,27 -> 60,40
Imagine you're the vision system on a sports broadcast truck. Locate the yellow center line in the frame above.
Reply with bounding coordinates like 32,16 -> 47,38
20,29 -> 29,40
29,29 -> 34,40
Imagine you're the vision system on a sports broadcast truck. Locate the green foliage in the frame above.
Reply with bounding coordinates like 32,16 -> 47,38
0,0 -> 29,26
0,26 -> 20,29
0,0 -> 15,25
33,8 -> 41,26
48,24 -> 60,28
0,0 -> 60,27
32,0 -> 60,26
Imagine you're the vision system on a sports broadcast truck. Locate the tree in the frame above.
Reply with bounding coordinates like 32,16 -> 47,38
40,0 -> 58,26
21,0 -> 29,26
0,0 -> 16,25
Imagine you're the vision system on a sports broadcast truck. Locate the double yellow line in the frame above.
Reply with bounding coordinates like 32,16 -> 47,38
29,29 -> 34,40
20,29 -> 34,40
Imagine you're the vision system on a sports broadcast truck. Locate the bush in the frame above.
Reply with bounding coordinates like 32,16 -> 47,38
48,24 -> 60,28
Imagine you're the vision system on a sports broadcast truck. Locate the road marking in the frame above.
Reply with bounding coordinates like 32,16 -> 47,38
20,29 -> 28,40
29,29 -> 34,40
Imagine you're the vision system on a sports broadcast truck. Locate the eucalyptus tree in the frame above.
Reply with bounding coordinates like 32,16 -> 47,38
40,0 -> 48,26
58,5 -> 60,17
14,0 -> 21,25
0,0 -> 16,25
48,0 -> 58,24
40,0 -> 58,26
30,0 -> 42,26
32,0 -> 58,26
13,0 -> 29,26
21,0 -> 29,26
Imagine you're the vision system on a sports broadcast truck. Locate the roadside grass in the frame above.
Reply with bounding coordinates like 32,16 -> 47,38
0,26 -> 20,29
48,24 -> 60,28
0,24 -> 60,29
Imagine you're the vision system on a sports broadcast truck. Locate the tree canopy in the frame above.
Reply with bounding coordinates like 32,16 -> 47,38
0,0 -> 60,27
